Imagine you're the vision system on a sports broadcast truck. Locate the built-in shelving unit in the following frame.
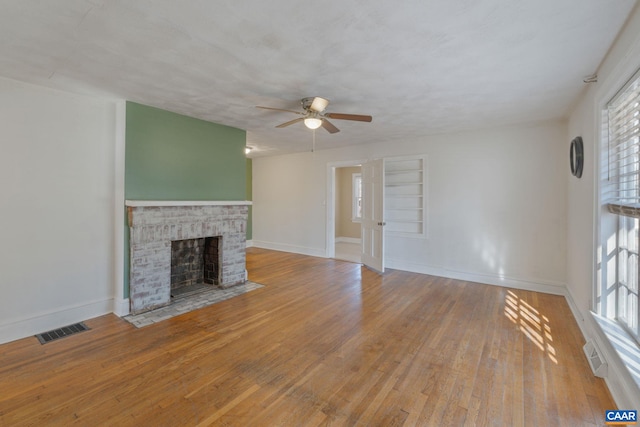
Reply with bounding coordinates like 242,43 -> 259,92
384,156 -> 427,237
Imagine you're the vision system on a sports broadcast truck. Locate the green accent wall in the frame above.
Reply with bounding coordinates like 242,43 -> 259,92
126,102 -> 246,199
124,102 -> 248,297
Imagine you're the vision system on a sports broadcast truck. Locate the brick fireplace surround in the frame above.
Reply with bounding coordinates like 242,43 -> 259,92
126,201 -> 251,314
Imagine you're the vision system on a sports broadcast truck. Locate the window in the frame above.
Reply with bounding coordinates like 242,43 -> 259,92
352,173 -> 362,222
601,69 -> 640,341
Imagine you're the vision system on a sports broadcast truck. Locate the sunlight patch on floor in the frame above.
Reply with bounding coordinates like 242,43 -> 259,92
504,290 -> 558,364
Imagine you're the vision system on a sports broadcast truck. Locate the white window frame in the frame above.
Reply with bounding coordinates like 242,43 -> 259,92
351,173 -> 363,222
600,67 -> 640,342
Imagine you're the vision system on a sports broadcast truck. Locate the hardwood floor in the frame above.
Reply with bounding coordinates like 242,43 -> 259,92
0,248 -> 615,426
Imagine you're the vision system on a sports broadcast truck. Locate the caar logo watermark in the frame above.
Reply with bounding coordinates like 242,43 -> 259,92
605,410 -> 637,425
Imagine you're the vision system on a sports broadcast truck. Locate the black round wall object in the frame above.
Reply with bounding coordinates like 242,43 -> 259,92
570,136 -> 584,178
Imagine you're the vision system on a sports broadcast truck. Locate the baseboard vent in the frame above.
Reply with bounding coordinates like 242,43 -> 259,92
35,322 -> 90,344
583,340 -> 608,378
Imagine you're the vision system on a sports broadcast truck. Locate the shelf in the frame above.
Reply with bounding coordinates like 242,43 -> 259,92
384,155 -> 426,238
385,170 -> 423,175
385,182 -> 423,187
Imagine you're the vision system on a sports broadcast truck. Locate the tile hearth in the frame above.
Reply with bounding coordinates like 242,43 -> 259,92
123,281 -> 263,328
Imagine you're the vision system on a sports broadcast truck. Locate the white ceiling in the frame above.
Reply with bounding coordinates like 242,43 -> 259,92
0,0 -> 637,157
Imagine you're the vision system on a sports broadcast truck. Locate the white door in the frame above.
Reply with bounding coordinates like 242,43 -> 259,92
361,158 -> 385,272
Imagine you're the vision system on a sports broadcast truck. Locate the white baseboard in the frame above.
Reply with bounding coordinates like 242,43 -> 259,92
0,297 -> 113,345
246,247 -> 565,294
113,298 -> 130,317
386,257 -> 566,295
251,240 -> 326,258
562,288 -> 586,333
336,237 -> 361,244
246,239 -> 254,248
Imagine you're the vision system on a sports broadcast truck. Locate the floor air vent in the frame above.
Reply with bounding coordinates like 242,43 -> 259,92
35,322 -> 90,344
583,340 -> 607,378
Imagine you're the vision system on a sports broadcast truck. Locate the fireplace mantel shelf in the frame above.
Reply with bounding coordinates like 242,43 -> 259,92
125,200 -> 252,207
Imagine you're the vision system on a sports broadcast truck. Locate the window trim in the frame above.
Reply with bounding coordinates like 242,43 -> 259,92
599,66 -> 640,343
351,172 -> 362,223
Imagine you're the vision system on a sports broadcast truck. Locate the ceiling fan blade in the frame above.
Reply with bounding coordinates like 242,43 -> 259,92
310,97 -> 329,112
256,106 -> 303,115
322,119 -> 340,134
324,113 -> 372,122
276,117 -> 304,128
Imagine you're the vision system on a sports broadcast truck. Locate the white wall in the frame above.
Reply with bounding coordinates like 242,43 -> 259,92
566,3 -> 640,410
0,77 -> 117,344
253,119 -> 568,294
253,152 -> 328,256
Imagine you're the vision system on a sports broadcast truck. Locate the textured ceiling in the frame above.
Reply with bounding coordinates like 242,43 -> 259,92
0,0 -> 636,157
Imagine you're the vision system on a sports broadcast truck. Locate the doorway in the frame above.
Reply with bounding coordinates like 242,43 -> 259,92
334,165 -> 362,263
327,160 -> 367,264
327,159 -> 385,271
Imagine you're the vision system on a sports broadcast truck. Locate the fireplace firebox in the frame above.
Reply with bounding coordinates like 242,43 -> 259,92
170,236 -> 221,292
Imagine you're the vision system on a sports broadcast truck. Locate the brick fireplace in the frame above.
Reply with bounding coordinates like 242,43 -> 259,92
126,201 -> 251,314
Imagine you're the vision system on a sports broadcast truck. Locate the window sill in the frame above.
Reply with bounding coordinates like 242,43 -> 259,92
591,312 -> 640,392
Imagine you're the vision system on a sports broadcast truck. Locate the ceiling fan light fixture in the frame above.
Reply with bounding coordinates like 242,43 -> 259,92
304,117 -> 323,130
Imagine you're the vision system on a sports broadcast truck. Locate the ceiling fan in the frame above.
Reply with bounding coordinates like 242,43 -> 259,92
256,97 -> 372,134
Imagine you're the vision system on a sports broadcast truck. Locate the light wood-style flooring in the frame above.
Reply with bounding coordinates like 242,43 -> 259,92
0,248 -> 615,426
